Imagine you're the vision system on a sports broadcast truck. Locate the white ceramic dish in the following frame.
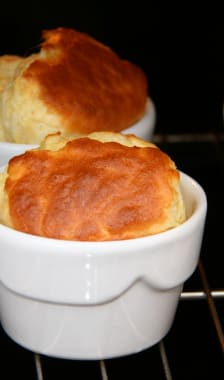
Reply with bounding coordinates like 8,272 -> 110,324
124,97 -> 156,140
0,142 -> 37,167
0,97 -> 156,167
0,172 -> 206,360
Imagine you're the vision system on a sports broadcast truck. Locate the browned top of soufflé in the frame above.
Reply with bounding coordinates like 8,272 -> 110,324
4,134 -> 184,241
23,27 -> 148,133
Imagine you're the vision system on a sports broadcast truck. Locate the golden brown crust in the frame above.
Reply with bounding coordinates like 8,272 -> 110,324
26,27 -> 147,133
0,28 -> 148,143
2,132 -> 185,241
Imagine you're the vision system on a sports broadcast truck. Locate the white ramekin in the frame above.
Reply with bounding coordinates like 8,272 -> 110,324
0,171 -> 207,360
124,97 -> 156,140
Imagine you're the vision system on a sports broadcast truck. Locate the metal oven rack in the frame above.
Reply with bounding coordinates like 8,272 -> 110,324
1,132 -> 224,379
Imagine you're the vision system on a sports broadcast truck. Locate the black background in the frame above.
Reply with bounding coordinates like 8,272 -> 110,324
0,1 -> 223,135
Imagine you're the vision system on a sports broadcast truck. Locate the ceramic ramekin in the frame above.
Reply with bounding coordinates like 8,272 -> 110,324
0,142 -> 37,167
0,172 -> 206,360
124,97 -> 156,140
0,97 -> 156,167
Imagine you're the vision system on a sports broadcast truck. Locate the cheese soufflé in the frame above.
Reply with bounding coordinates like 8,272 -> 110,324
0,132 -> 185,241
0,28 -> 148,144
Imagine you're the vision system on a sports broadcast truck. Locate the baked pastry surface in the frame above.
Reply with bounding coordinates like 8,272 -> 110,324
0,28 -> 148,143
0,55 -> 25,140
0,132 -> 185,241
